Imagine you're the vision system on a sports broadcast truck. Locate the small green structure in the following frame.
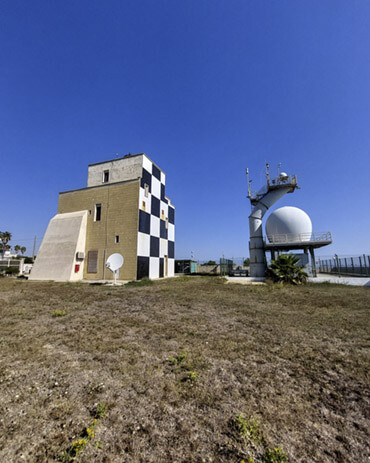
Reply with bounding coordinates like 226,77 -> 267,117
219,258 -> 233,276
175,260 -> 198,274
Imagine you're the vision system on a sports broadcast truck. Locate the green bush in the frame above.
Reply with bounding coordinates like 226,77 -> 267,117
52,310 -> 67,317
266,254 -> 307,285
168,351 -> 187,366
4,267 -> 19,276
231,414 -> 263,444
262,447 -> 288,462
95,402 -> 108,419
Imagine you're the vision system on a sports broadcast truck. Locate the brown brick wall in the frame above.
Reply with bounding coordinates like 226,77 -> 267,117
58,180 -> 140,280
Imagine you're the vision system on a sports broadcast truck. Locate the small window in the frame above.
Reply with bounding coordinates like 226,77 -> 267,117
144,184 -> 149,197
115,235 -> 119,244
142,201 -> 146,211
161,209 -> 165,219
165,218 -> 168,229
95,204 -> 102,221
103,170 -> 109,183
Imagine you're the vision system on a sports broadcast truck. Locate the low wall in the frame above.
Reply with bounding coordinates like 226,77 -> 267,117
197,264 -> 220,274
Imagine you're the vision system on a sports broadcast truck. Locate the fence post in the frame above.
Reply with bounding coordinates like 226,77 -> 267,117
351,257 -> 354,274
363,254 -> 368,276
359,256 -> 363,275
344,258 -> 348,275
19,258 -> 25,276
334,255 -> 340,277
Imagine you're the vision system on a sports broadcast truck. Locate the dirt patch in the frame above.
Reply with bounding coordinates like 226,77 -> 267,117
0,277 -> 369,462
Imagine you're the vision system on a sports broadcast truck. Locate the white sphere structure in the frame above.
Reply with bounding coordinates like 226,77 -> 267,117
265,206 -> 312,243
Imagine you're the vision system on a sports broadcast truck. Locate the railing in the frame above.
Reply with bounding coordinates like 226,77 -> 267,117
318,255 -> 370,277
249,175 -> 298,201
269,174 -> 297,187
265,231 -> 332,244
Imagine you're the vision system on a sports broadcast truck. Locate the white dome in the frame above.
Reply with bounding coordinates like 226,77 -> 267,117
265,206 -> 312,243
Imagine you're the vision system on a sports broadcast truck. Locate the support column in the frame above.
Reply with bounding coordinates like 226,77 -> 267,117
249,186 -> 294,277
309,247 -> 316,277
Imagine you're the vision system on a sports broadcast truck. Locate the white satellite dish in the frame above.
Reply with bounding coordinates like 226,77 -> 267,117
106,253 -> 124,285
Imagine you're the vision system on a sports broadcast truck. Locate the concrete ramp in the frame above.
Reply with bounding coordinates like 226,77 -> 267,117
30,211 -> 87,282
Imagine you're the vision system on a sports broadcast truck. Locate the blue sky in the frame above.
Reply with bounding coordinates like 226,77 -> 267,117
1,0 -> 369,259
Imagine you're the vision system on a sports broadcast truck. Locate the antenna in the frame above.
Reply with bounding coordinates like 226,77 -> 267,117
246,168 -> 252,198
106,253 -> 124,285
278,162 -> 282,177
265,163 -> 270,186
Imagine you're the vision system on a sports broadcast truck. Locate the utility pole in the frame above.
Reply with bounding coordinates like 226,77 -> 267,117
32,236 -> 37,260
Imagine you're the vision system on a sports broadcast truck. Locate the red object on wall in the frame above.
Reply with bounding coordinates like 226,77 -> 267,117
75,264 -> 80,273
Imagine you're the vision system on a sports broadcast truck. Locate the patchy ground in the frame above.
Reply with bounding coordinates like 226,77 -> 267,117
0,276 -> 369,463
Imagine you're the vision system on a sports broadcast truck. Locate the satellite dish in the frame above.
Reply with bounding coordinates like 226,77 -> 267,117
106,253 -> 124,284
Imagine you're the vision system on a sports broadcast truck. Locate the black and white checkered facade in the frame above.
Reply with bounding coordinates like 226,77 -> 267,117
137,156 -> 175,280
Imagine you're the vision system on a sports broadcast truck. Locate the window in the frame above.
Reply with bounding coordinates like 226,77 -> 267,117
161,209 -> 165,219
165,218 -> 168,229
142,201 -> 146,211
115,235 -> 119,244
87,250 -> 98,273
95,204 -> 102,222
103,170 -> 109,183
144,183 -> 149,197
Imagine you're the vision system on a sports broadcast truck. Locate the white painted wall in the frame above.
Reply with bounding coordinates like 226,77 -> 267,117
30,211 -> 87,282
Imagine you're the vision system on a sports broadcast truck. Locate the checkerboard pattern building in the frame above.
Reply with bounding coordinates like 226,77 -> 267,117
30,153 -> 175,282
137,156 -> 175,279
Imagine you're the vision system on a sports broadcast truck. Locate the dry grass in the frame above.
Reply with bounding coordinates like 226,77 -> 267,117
0,276 -> 369,462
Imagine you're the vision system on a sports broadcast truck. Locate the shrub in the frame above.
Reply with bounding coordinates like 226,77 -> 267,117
231,414 -> 263,444
168,351 -> 187,365
52,310 -> 67,317
187,371 -> 198,382
266,254 -> 307,285
95,402 -> 108,419
262,447 -> 288,462
4,267 -> 19,276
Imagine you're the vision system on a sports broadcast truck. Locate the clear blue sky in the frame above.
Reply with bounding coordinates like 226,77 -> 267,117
1,0 -> 369,259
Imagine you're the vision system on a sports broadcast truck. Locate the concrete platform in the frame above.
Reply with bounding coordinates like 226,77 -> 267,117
308,276 -> 370,286
226,275 -> 370,286
225,276 -> 266,285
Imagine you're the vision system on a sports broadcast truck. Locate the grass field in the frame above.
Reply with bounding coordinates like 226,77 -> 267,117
0,276 -> 369,462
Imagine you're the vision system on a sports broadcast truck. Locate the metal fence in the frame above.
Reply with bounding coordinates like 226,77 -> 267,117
0,259 -> 33,276
0,259 -> 21,273
318,255 -> 370,277
219,258 -> 233,276
176,258 -> 250,276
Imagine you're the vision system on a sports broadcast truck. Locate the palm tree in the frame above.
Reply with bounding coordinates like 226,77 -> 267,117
20,246 -> 26,255
14,245 -> 21,255
266,254 -> 307,285
0,231 -> 12,259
